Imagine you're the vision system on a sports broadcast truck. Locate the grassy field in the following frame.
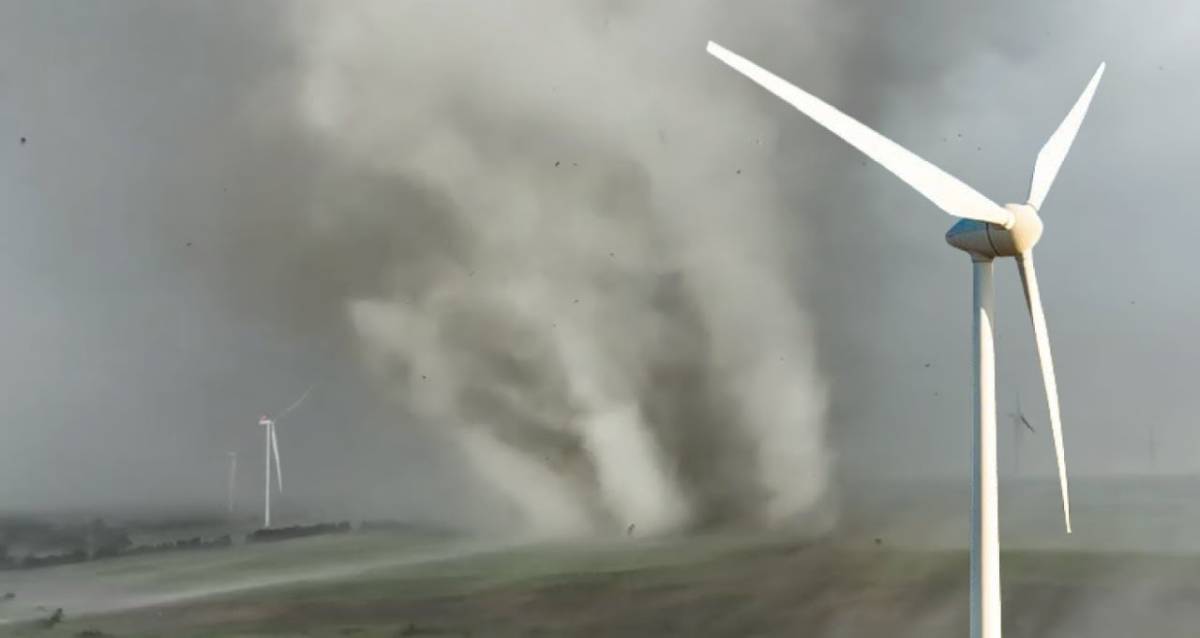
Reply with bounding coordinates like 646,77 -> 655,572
5,531 -> 1200,637
6,478 -> 1200,636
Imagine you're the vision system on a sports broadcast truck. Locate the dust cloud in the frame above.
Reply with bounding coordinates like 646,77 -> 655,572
289,1 -> 835,537
2,0 -> 1196,545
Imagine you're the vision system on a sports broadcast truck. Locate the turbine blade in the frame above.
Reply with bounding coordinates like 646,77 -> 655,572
276,385 -> 314,420
271,424 -> 283,493
706,41 -> 1013,227
1016,252 -> 1071,533
1027,63 -> 1105,210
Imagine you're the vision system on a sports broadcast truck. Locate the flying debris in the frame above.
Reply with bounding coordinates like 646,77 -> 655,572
19,137 -> 26,145
1007,395 -> 1036,478
39,608 -> 63,629
707,40 -> 1104,638
1008,395 -> 1036,434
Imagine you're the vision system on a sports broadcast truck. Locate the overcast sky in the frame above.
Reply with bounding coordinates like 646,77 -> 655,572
0,1 -> 1195,528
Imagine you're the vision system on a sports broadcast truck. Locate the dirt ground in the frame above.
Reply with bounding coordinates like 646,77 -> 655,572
7,478 -> 1200,637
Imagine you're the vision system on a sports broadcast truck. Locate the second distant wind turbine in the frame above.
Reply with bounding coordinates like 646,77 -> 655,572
226,451 -> 238,516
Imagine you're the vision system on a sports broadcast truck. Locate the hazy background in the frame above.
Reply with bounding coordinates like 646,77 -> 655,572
0,1 -> 1193,535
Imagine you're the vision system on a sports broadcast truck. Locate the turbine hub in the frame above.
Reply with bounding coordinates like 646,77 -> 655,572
945,204 -> 1043,259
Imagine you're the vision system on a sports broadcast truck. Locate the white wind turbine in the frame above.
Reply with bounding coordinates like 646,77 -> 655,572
226,451 -> 238,516
258,385 -> 312,529
706,41 -> 1103,638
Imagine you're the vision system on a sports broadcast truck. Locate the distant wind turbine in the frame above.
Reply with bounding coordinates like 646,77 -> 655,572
1148,421 -> 1158,468
707,40 -> 1103,638
226,451 -> 238,516
258,385 -> 312,528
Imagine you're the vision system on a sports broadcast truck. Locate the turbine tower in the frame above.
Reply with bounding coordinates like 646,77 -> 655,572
706,41 -> 1103,638
258,385 -> 312,529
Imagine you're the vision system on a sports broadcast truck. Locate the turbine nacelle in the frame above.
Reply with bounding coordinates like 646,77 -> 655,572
945,204 -> 1043,260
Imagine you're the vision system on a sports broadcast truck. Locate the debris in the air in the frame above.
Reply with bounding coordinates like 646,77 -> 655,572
554,161 -> 560,167
627,523 -> 636,537
1011,410 -> 1035,434
924,363 -> 931,368
40,608 -> 64,628
874,538 -> 883,546
736,169 -> 741,174
19,137 -> 27,145
186,241 -> 192,247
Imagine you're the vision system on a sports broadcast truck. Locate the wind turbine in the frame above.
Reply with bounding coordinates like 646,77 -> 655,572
1148,420 -> 1158,468
226,451 -> 238,516
258,385 -> 312,528
706,41 -> 1103,638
